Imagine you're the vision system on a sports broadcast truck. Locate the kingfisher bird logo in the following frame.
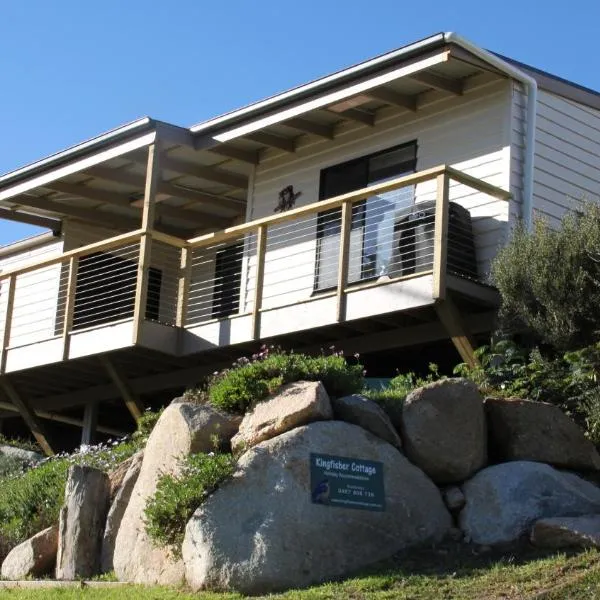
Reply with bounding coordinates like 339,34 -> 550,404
312,478 -> 330,504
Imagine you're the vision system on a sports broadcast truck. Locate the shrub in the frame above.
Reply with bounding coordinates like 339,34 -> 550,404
0,458 -> 69,558
200,346 -> 365,415
0,454 -> 31,480
365,364 -> 443,425
455,341 -> 600,444
132,407 -> 165,442
144,452 -> 235,557
0,434 -> 144,559
0,434 -> 41,454
492,205 -> 600,350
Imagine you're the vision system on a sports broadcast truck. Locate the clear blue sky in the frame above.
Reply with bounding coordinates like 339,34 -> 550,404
1,0 -> 598,244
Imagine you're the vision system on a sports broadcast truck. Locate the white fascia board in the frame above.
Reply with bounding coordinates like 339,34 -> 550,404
213,51 -> 450,143
190,33 -> 446,134
0,132 -> 157,203
0,118 -> 152,185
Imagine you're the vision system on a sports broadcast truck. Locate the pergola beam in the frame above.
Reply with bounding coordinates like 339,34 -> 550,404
46,180 -> 230,227
283,118 -> 335,140
82,166 -> 243,213
12,194 -> 143,232
409,72 -> 463,95
244,132 -> 296,153
0,378 -> 55,456
326,108 -> 375,127
207,145 -> 260,165
0,208 -> 62,232
157,156 -> 248,189
366,88 -> 418,111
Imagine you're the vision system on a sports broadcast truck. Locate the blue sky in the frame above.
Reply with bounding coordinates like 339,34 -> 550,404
0,0 -> 598,244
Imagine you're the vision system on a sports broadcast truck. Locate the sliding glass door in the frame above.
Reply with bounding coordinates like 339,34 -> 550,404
314,142 -> 417,291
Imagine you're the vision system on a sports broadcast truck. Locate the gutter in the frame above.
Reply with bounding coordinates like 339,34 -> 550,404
0,117 -> 154,188
0,231 -> 60,260
443,33 -> 537,230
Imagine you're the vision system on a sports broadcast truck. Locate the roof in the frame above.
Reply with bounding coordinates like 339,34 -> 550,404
0,32 -> 597,236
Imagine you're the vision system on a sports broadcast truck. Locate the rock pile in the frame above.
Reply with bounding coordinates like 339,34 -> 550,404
3,377 -> 600,594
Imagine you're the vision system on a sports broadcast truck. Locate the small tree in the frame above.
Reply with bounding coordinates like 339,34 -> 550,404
492,202 -> 600,351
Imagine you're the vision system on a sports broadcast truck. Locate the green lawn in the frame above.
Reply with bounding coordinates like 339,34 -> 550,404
1,544 -> 600,599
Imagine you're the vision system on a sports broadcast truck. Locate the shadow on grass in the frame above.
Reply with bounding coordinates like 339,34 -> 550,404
352,539 -> 589,581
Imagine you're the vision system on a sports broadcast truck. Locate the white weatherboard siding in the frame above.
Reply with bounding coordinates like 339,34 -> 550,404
246,75 -> 512,313
0,237 -> 64,348
513,87 -> 600,227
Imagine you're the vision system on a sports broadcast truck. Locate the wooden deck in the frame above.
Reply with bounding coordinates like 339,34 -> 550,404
0,164 -> 507,453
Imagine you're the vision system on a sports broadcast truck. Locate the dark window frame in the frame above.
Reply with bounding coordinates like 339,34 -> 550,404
314,141 -> 418,292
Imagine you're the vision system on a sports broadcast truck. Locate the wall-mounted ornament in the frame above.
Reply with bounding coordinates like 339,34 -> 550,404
274,185 -> 302,213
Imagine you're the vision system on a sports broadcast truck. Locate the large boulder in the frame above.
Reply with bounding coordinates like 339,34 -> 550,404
108,451 -> 143,500
101,451 -> 144,573
231,381 -> 333,454
113,402 -> 240,585
531,515 -> 600,548
400,379 -> 487,483
183,421 -> 451,594
56,466 -> 110,579
460,461 -> 600,545
485,398 -> 600,471
331,394 -> 402,450
1,526 -> 58,580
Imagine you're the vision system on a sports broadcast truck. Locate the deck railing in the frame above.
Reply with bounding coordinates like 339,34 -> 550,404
0,165 -> 510,370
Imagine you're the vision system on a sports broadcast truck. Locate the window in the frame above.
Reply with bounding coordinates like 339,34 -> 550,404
73,251 -> 161,330
315,142 -> 417,291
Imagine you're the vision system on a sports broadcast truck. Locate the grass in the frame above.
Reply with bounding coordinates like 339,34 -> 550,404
1,543 -> 600,599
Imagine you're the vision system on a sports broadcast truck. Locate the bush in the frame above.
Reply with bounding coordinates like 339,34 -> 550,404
492,205 -> 600,350
198,346 -> 365,415
455,341 -> 600,444
144,452 -> 235,557
0,435 -> 144,559
0,454 -> 31,480
0,458 -> 69,558
365,365 -> 443,425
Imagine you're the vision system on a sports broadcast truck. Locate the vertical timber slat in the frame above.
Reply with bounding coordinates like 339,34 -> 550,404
81,401 -> 99,446
0,275 -> 16,374
336,200 -> 353,322
0,378 -> 55,456
62,256 -> 79,360
176,245 -> 192,328
432,170 -> 450,300
252,225 -> 267,340
133,143 -> 161,343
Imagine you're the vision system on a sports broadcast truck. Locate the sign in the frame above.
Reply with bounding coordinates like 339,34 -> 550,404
310,453 -> 385,512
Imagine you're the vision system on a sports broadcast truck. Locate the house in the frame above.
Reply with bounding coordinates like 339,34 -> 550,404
0,32 -> 598,453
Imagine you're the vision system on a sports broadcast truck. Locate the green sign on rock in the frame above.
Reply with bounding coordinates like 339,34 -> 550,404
310,453 -> 385,512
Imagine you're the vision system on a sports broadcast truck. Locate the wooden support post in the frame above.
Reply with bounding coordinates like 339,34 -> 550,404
62,256 -> 79,360
133,143 -> 161,344
81,401 -> 99,446
0,377 -> 55,456
435,296 -> 480,368
336,200 -> 353,322
176,246 -> 192,328
0,274 -> 16,374
0,400 -> 125,436
100,356 -> 144,422
251,225 -> 267,340
432,171 -> 450,300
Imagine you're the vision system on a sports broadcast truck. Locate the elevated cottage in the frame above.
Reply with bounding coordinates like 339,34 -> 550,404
0,32 -> 598,452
